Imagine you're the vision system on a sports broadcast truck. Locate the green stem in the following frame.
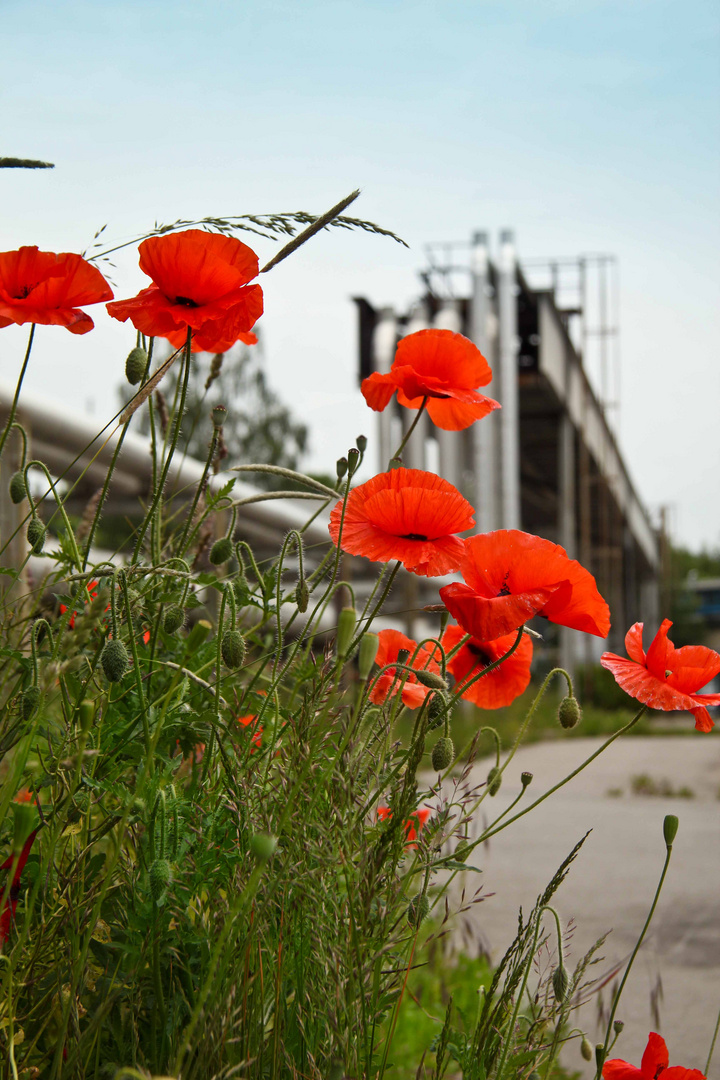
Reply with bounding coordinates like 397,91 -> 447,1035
706,1001 -> 720,1075
595,836 -> 674,1075
391,396 -> 428,462
119,570 -> 153,774
0,324 -> 35,459
23,459 -> 83,571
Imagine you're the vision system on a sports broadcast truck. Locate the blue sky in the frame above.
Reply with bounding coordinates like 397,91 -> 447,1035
2,0 -> 719,547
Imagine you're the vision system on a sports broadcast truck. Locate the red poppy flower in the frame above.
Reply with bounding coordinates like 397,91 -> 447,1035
602,1031 -> 705,1080
361,329 -> 501,431
0,247 -> 112,334
440,531 -> 610,640
0,827 -> 38,948
370,629 -> 442,709
106,230 -> 263,353
441,623 -> 533,709
237,713 -> 263,752
377,805 -> 431,844
329,468 -> 474,577
601,620 -> 720,733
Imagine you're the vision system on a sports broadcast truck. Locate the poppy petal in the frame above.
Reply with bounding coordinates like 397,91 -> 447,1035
440,581 -> 558,641
424,393 -> 501,431
625,622 -> 646,664
442,623 -> 533,709
599,653 -> 699,712
691,706 -> 715,732
601,1063 -> 643,1080
138,230 -> 259,302
394,328 -> 492,388
361,371 -> 402,412
641,1033 -> 668,1078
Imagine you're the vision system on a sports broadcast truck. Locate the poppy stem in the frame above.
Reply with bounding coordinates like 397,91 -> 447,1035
706,1001 -> 720,1075
0,324 -> 35,460
391,397 -> 428,463
594,833 -> 675,1077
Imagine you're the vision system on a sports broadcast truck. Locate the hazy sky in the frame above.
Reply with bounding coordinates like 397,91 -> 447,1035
2,0 -> 719,549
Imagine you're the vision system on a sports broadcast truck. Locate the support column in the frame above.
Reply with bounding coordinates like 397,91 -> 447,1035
400,302 -> 429,471
470,231 -> 499,531
497,230 -> 521,529
433,299 -> 463,491
372,307 -> 398,471
558,415 -> 577,675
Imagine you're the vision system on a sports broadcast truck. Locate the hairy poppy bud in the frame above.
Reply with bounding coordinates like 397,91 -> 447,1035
27,518 -> 45,554
163,604 -> 185,635
9,471 -> 26,504
347,447 -> 360,476
336,606 -> 357,659
552,963 -> 569,1002
427,690 -> 449,730
356,433 -> 367,452
581,1036 -> 593,1061
613,1020 -> 624,1034
149,858 -> 172,900
358,632 -> 379,680
558,695 -> 581,729
125,346 -> 147,385
21,686 -> 40,721
221,629 -> 246,670
295,579 -> 309,613
407,893 -> 430,928
101,639 -> 129,683
336,456 -> 348,480
431,736 -> 454,772
211,404 -> 227,429
414,668 -> 448,691
663,814 -> 679,848
487,766 -> 502,796
521,771 -> 533,788
79,699 -> 94,733
209,536 -> 233,565
250,832 -> 278,861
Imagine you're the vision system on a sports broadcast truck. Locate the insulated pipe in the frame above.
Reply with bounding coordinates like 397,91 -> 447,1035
497,230 -> 521,529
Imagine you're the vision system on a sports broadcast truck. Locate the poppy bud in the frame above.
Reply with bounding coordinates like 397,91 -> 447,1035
250,832 -> 278,861
356,434 -> 367,452
295,579 -> 309,613
79,699 -> 94,733
431,736 -> 454,772
221,629 -> 246,670
427,690 -> 449,730
209,536 -> 233,565
347,447 -> 360,476
581,1037 -> 593,1062
414,668 -> 448,691
454,838 -> 470,862
211,404 -> 227,429
358,632 -> 379,680
407,893 -> 430,928
558,695 -> 582,729
9,471 -> 26,504
389,456 -> 403,470
149,858 -> 172,900
663,814 -> 679,848
487,766 -> 502,796
336,456 -> 348,480
613,1020 -> 624,1034
521,771 -> 533,788
163,604 -> 185,635
336,606 -> 357,659
27,518 -> 45,554
552,963 -> 569,1002
101,639 -> 129,683
21,686 -> 41,721
125,346 -> 148,385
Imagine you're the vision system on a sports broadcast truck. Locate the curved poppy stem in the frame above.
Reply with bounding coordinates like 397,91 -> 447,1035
594,832 -> 674,1077
0,324 -> 35,460
391,396 -> 428,463
706,1002 -> 720,1075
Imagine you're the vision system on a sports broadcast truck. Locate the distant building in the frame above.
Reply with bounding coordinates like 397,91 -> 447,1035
355,231 -> 659,666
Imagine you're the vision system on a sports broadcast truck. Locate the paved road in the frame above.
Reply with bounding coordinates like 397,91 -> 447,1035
434,735 -> 720,1075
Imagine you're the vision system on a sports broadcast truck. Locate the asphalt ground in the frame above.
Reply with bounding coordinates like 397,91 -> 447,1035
434,734 -> 720,1075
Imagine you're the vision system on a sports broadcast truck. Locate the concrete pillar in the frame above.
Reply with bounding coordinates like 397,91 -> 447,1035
558,415 -> 577,675
470,231 -> 499,531
400,302 -> 430,471
497,230 -> 521,529
372,307 -> 398,471
433,299 -> 463,491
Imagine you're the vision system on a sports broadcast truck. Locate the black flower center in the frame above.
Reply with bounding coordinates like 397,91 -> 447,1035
401,533 -> 428,541
466,643 -> 492,667
174,295 -> 199,307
